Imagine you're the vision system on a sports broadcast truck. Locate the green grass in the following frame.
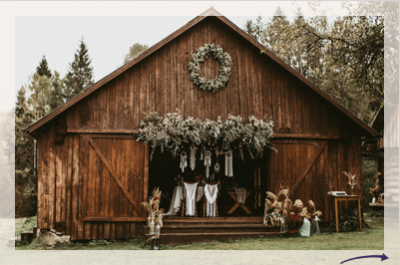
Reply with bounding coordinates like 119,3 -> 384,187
16,217 -> 384,250
15,216 -> 37,236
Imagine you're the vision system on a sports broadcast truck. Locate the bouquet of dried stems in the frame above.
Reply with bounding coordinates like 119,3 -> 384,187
342,171 -> 357,194
308,200 -> 323,219
264,186 -> 292,220
142,187 -> 165,225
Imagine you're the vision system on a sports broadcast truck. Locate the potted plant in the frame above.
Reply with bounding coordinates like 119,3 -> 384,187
285,213 -> 304,233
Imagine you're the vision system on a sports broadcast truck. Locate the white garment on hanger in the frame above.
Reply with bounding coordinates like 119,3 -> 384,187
235,187 -> 247,204
184,182 -> 198,216
204,184 -> 219,217
165,186 -> 184,216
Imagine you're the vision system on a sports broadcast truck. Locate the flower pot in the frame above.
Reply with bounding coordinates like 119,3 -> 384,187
289,230 -> 298,234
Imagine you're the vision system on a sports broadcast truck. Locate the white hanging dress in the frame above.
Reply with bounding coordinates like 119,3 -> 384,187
204,183 -> 219,217
184,182 -> 198,216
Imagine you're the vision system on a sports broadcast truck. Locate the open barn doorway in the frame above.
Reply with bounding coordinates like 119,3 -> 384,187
147,143 -> 269,217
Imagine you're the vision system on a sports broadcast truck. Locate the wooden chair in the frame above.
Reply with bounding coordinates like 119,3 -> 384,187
181,181 -> 199,217
203,181 -> 220,217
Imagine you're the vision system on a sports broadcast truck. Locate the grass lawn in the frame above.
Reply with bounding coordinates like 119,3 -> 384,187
15,217 -> 384,250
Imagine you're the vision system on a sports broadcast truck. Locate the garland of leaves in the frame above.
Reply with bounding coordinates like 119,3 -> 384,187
135,112 -> 276,160
188,44 -> 232,93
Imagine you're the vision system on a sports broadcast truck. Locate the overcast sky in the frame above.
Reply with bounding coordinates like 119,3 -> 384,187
7,1 -> 350,113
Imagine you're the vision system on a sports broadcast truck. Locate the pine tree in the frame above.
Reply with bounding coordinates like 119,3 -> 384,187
36,55 -> 52,78
27,73 -> 52,120
243,16 -> 264,43
123,43 -> 149,65
64,38 -> 94,101
49,71 -> 65,110
14,87 -> 37,217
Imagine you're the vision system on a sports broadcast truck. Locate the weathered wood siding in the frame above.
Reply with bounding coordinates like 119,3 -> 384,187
37,127 -> 148,240
36,16 -> 365,240
64,17 -> 359,138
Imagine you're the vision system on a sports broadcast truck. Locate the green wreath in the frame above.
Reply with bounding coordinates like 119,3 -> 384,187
188,44 -> 233,93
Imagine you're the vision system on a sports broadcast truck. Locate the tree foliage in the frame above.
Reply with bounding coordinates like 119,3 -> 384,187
243,5 -> 385,123
64,38 -> 94,101
36,55 -> 52,78
123,43 -> 149,65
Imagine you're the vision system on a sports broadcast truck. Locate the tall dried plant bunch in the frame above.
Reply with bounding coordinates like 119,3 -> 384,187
342,171 -> 357,189
298,206 -> 308,218
152,187 -> 162,202
293,199 -> 303,214
308,200 -> 323,218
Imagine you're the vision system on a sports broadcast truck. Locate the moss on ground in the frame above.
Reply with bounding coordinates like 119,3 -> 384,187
16,217 -> 383,250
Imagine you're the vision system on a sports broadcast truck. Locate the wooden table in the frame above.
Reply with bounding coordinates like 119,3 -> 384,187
328,195 -> 362,233
226,190 -> 252,214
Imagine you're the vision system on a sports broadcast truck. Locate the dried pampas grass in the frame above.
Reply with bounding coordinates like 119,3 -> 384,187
343,171 -> 357,188
266,191 -> 277,201
298,206 -> 308,217
294,199 -> 303,209
314,210 -> 323,217
152,187 -> 162,201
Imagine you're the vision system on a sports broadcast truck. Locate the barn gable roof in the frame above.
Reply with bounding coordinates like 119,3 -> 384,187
27,7 -> 377,137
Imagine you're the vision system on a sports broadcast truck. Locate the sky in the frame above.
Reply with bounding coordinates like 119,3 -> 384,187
8,1 -> 350,113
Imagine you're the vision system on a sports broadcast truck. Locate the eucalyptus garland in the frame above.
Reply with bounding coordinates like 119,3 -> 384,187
135,112 -> 276,160
188,44 -> 233,93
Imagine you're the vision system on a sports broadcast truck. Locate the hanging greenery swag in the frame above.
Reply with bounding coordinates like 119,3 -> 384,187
135,111 -> 276,160
188,44 -> 232,93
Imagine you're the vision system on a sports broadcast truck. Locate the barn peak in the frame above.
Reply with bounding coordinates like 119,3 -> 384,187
26,8 -> 377,137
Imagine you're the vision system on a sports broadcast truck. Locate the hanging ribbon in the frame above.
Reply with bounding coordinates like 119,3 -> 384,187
225,150 -> 233,177
190,144 -> 196,170
239,144 -> 244,161
200,145 -> 205,160
204,150 -> 212,180
214,149 -> 220,173
180,151 -> 187,173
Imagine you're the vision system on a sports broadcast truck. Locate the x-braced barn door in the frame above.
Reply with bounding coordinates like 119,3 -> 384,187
269,140 -> 327,220
81,135 -> 148,222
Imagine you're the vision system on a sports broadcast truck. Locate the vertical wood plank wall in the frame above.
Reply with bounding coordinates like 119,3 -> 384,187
64,17 -> 358,137
36,16 -> 366,240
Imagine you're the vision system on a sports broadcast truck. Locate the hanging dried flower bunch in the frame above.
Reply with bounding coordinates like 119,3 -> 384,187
135,111 -> 276,160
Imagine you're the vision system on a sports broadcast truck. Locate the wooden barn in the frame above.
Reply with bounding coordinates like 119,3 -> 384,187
27,8 -> 378,243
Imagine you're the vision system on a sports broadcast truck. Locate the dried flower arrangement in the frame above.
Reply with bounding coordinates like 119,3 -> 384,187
342,171 -> 357,195
264,189 -> 323,231
369,178 -> 380,199
285,214 -> 303,231
142,187 -> 165,227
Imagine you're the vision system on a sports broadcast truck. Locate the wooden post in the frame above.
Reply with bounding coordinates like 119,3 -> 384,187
335,198 -> 339,233
358,197 -> 362,232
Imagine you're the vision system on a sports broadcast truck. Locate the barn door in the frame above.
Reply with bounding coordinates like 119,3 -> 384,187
82,135 -> 148,222
268,140 -> 327,219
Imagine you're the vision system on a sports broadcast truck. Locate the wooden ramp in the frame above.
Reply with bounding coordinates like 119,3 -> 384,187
144,217 -> 282,245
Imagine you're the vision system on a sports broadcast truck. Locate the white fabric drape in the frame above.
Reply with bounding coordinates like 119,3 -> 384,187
225,151 -> 233,177
205,184 -> 219,217
190,145 -> 196,170
184,182 -> 198,216
235,187 -> 247,204
165,186 -> 184,216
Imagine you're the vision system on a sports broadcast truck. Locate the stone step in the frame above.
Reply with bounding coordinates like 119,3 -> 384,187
145,231 -> 283,246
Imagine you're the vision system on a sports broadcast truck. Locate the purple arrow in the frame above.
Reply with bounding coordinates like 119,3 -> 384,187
341,254 -> 388,264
